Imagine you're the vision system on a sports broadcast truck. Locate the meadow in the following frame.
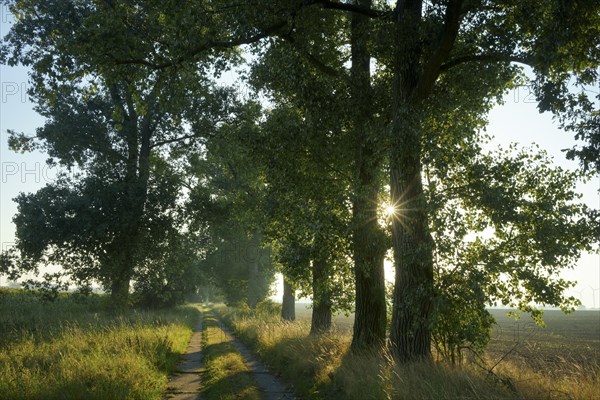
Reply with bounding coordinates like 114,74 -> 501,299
1,289 -> 597,400
0,289 -> 198,400
293,304 -> 600,365
219,304 -> 600,400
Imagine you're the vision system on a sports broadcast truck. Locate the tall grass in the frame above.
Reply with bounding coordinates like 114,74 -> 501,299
490,352 -> 600,400
0,289 -> 198,400
217,305 -> 599,400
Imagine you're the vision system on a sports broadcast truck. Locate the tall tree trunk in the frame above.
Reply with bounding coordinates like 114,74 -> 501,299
310,254 -> 332,335
110,268 -> 131,310
247,260 -> 259,309
107,82 -> 156,309
282,277 -> 296,321
389,0 -> 435,363
108,227 -> 136,310
388,121 -> 435,362
350,0 -> 387,351
109,173 -> 141,309
247,231 -> 261,309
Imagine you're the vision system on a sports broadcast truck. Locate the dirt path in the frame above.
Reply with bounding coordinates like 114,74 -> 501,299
164,309 -> 296,400
164,312 -> 204,400
217,320 -> 297,400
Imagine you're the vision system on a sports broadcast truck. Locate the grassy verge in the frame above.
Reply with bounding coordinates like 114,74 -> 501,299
217,305 -> 599,400
0,289 -> 198,400
200,310 -> 264,400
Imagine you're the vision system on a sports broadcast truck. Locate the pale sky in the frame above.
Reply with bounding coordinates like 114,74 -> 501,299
0,16 -> 598,307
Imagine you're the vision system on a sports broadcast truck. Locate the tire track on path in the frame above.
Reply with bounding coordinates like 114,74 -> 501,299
216,317 -> 298,400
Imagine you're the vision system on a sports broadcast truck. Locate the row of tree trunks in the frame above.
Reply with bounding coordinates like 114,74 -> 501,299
291,0 -> 387,346
309,0 -> 436,362
276,0 -> 436,361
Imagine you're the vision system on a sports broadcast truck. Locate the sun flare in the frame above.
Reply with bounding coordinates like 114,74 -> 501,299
384,204 -> 396,216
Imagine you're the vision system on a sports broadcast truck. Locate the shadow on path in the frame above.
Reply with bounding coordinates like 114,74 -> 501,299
216,319 -> 297,400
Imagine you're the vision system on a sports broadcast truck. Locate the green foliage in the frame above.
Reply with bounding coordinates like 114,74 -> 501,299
428,143 -> 595,360
255,299 -> 283,317
186,100 -> 277,307
249,14 -> 359,313
0,0 -> 236,305
133,235 -> 202,308
21,273 -> 70,303
375,0 -> 600,360
201,229 -> 276,306
262,104 -> 356,311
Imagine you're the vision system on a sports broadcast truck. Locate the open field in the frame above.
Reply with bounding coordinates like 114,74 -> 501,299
0,289 -> 198,400
293,304 -> 600,338
220,304 -> 600,400
294,304 -> 600,357
485,309 -> 600,378
296,304 -> 600,380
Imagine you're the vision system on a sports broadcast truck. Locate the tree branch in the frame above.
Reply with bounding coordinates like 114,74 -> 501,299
413,0 -> 463,102
106,1 -> 390,69
314,0 -> 389,18
150,133 -> 204,149
109,20 -> 289,69
279,33 -> 347,80
439,53 -> 536,73
150,134 -> 215,149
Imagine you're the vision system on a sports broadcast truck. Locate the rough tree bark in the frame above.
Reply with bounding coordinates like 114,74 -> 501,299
388,0 -> 434,363
388,0 -> 462,362
388,113 -> 435,361
350,0 -> 387,351
282,277 -> 296,321
390,0 -> 464,363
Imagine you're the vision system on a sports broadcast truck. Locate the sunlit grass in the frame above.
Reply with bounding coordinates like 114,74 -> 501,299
217,305 -> 600,400
0,288 -> 198,400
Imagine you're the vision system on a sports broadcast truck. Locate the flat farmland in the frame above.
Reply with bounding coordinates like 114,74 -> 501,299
294,304 -> 600,374
486,309 -> 600,378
